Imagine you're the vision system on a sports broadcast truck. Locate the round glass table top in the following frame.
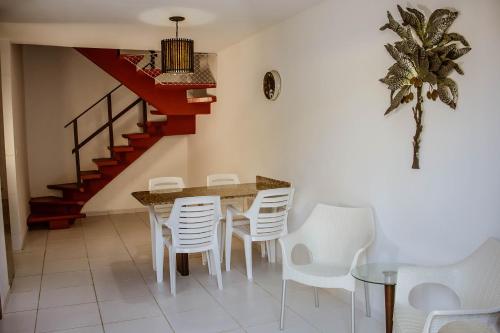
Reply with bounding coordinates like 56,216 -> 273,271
351,263 -> 407,286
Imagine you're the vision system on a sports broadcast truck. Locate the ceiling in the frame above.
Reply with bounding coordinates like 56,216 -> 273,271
0,0 -> 324,51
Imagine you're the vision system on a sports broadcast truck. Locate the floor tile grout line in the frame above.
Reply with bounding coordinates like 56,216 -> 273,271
43,323 -> 102,333
37,300 -> 98,311
194,278 -> 248,332
81,216 -> 108,333
107,212 -> 177,333
33,229 -> 49,333
228,250 -> 322,332
188,248 -> 250,332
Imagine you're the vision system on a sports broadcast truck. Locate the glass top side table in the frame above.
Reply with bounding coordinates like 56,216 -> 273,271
352,263 -> 405,333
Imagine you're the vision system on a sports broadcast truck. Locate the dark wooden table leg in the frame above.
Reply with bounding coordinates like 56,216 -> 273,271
176,253 -> 189,276
384,284 -> 395,333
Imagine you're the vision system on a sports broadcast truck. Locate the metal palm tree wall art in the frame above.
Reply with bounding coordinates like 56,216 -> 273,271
380,6 -> 471,169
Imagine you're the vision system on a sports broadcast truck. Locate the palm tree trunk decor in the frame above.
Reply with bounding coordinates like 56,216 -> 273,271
380,6 -> 471,169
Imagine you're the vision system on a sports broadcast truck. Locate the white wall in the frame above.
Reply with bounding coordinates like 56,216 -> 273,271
22,46 -> 190,213
0,190 -> 10,309
0,41 -> 31,251
188,0 -> 500,318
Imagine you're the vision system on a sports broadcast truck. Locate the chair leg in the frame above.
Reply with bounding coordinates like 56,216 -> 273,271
280,280 -> 287,330
150,218 -> 156,271
202,252 -> 207,266
225,224 -> 232,272
261,241 -> 266,258
206,251 -> 213,275
314,287 -> 319,308
266,241 -> 271,262
269,239 -> 276,263
169,248 -> 176,296
243,237 -> 253,280
364,282 -> 371,318
351,291 -> 355,333
219,221 -> 226,262
212,247 -> 223,290
155,225 -> 164,283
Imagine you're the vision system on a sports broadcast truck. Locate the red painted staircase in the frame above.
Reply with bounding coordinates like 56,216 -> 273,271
27,48 -> 216,229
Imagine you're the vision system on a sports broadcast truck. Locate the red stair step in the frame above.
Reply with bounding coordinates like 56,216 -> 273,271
137,121 -> 167,128
150,110 -> 164,115
93,158 -> 119,167
28,213 -> 86,223
47,183 -> 85,192
30,196 -> 85,206
29,196 -> 85,215
108,145 -> 134,153
80,170 -> 102,180
122,133 -> 150,140
121,54 -> 144,65
28,213 -> 86,229
188,95 -> 217,104
141,68 -> 162,78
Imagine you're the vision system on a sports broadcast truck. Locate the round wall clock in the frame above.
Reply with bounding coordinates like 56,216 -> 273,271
263,70 -> 281,101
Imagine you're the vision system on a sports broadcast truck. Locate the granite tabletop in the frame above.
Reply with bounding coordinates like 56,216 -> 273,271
131,176 -> 291,206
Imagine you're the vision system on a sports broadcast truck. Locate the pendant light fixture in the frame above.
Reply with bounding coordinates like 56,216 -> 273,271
161,16 -> 194,74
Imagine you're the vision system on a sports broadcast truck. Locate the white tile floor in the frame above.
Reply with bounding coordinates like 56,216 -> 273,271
1,213 -> 384,333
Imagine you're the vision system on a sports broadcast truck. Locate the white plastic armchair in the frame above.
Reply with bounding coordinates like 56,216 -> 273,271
394,238 -> 500,333
279,204 -> 375,333
148,177 -> 185,274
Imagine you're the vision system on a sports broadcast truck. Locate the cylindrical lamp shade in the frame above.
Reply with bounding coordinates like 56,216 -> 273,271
161,38 -> 194,74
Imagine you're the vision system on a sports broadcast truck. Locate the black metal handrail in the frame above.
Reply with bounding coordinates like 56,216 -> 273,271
66,85 -> 148,187
64,84 -> 123,128
71,98 -> 142,153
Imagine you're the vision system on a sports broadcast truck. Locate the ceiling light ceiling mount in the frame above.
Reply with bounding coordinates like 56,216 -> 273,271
161,15 -> 194,74
169,16 -> 185,23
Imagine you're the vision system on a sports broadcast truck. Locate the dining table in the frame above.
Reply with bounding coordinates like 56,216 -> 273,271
131,175 -> 291,276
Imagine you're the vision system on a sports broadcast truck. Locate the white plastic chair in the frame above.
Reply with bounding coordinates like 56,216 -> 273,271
148,177 -> 185,272
394,238 -> 500,333
225,187 -> 294,280
279,204 -> 375,333
154,196 -> 223,295
206,173 -> 257,265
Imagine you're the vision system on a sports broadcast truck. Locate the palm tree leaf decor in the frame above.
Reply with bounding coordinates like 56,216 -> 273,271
380,6 -> 471,169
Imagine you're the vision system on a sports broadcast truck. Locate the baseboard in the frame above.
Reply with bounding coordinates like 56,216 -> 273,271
83,207 -> 148,216
0,286 -> 10,317
83,210 -> 108,217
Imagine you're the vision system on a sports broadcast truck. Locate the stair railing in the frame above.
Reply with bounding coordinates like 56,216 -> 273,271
64,84 -> 148,187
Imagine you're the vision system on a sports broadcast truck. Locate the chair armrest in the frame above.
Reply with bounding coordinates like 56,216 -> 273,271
278,231 -> 306,277
349,247 -> 369,273
395,265 -> 453,305
423,307 -> 500,333
149,206 -> 171,228
226,204 -> 245,216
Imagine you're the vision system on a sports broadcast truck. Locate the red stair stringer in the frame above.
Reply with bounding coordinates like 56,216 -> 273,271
75,48 -> 212,116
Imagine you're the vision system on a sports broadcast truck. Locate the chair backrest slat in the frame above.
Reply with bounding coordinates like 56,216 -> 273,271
169,196 -> 222,249
149,177 -> 185,217
207,173 -> 240,186
247,188 -> 294,238
258,214 -> 287,224
256,225 -> 283,234
149,177 -> 185,191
